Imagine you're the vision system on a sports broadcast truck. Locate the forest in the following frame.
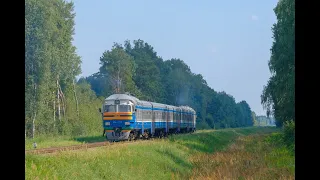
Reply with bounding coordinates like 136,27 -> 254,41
83,40 -> 255,131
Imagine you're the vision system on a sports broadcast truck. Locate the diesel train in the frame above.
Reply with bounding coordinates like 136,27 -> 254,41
99,93 -> 196,141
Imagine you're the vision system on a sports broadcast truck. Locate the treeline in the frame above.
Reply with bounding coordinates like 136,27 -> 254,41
81,40 -> 254,130
25,0 -> 254,139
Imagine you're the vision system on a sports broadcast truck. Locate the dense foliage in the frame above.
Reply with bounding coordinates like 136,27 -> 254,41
25,0 -> 102,138
261,0 -> 295,127
83,40 -> 254,130
261,0 -> 295,152
25,0 -> 255,138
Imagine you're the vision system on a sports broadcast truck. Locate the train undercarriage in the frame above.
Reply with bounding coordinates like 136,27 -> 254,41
105,127 -> 196,142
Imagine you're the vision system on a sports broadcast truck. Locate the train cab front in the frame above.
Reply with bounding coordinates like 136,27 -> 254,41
102,100 -> 134,141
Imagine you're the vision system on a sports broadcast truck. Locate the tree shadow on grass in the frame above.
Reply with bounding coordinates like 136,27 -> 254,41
155,149 -> 193,174
169,131 -> 239,154
168,127 -> 278,154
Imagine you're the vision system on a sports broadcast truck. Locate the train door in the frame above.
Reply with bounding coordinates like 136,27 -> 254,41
135,108 -> 139,129
166,106 -> 169,134
187,111 -> 190,131
141,107 -> 144,134
170,109 -> 173,130
177,108 -> 181,132
193,113 -> 196,130
151,105 -> 155,136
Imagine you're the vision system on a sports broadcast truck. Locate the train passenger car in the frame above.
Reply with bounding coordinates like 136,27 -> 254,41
100,93 -> 196,141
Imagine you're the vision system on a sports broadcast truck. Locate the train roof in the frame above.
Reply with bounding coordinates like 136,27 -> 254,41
179,105 -> 196,113
105,93 -> 195,112
105,94 -> 139,104
137,100 -> 152,107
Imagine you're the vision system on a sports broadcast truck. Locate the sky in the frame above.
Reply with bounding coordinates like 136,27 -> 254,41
70,0 -> 278,116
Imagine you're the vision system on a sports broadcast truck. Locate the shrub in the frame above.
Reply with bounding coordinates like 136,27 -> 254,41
283,120 -> 295,151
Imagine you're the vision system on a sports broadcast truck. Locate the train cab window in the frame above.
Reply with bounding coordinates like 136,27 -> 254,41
104,105 -> 116,112
118,105 -> 132,112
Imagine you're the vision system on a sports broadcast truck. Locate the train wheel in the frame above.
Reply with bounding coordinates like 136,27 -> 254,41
128,133 -> 134,141
159,131 -> 164,139
164,132 -> 168,138
144,131 -> 149,140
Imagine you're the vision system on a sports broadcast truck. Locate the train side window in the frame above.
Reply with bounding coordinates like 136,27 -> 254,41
142,111 -> 146,121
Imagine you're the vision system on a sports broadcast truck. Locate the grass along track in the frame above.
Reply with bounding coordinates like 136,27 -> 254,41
26,127 -> 291,180
25,127 -> 276,151
25,139 -> 163,155
25,134 -> 106,150
25,141 -> 109,155
25,127 -> 273,154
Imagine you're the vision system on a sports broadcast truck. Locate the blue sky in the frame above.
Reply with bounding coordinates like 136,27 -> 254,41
71,0 -> 278,116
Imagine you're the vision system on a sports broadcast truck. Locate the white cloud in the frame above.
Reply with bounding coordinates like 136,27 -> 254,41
251,15 -> 259,21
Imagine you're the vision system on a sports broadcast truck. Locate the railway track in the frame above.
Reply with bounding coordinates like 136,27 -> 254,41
25,138 -> 159,155
25,131 -> 194,155
25,141 -> 112,155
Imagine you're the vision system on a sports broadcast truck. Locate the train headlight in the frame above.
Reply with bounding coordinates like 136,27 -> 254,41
105,122 -> 110,126
125,122 -> 130,125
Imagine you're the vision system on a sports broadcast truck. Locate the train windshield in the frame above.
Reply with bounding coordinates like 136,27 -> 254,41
104,105 -> 116,112
118,105 -> 131,112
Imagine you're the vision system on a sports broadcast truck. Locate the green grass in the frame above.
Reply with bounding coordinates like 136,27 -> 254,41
264,132 -> 295,174
25,134 -> 106,150
188,132 -> 294,179
26,127 -> 282,180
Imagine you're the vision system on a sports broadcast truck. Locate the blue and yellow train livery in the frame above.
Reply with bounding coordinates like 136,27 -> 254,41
100,93 -> 196,141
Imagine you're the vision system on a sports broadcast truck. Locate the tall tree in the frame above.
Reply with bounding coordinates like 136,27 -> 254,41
124,40 -> 164,101
261,0 -> 295,127
99,43 -> 138,95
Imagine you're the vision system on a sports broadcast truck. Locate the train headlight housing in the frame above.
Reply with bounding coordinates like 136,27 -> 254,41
125,122 -> 130,125
105,122 -> 110,126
